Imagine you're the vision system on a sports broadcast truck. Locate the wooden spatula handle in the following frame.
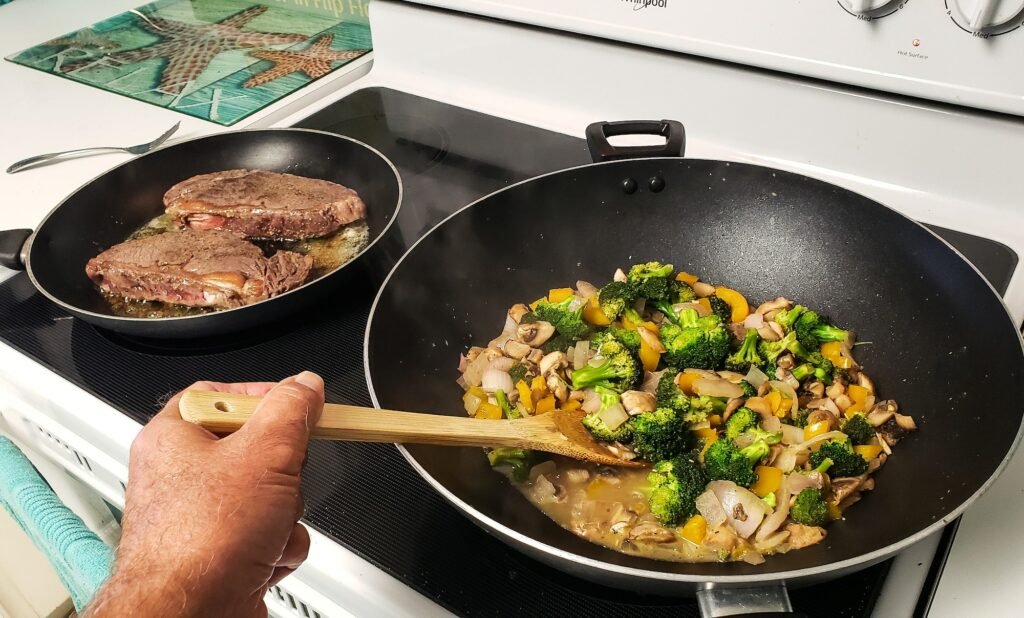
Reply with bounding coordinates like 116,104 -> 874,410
178,390 -> 545,449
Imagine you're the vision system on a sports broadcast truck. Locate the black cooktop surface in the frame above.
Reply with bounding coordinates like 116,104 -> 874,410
0,88 -> 1017,617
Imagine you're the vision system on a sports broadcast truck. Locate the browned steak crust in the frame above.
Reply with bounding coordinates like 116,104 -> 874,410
85,229 -> 313,309
164,169 -> 366,239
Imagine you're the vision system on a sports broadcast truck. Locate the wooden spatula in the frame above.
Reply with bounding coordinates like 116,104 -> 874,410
179,391 -> 643,467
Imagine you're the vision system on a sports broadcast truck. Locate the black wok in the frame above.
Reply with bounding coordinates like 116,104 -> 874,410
0,129 -> 401,338
365,121 -> 1024,610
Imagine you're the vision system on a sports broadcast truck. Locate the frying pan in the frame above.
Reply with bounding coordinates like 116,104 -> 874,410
365,120 -> 1024,613
0,129 -> 401,338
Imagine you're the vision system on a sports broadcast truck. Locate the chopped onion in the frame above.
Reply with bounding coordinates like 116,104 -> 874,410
481,369 -> 514,393
742,313 -> 765,329
761,415 -> 782,433
675,301 -> 710,317
780,424 -> 805,445
458,354 -> 469,373
490,356 -> 515,372
573,340 -> 593,370
530,475 -> 561,504
709,480 -> 769,539
456,375 -> 468,390
695,490 -> 728,527
774,430 -> 847,472
640,370 -> 665,394
784,471 -> 824,495
755,487 -> 790,541
741,551 -> 766,565
529,460 -> 558,481
463,353 -> 492,387
693,377 -> 744,399
683,368 -> 719,379
716,371 -> 746,383
581,389 -> 602,413
576,280 -> 599,299
598,403 -> 629,430
463,389 -> 485,416
769,380 -> 799,416
588,355 -> 605,368
568,295 -> 586,312
745,366 -> 770,388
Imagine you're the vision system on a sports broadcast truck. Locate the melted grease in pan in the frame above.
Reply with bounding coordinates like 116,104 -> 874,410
102,213 -> 369,319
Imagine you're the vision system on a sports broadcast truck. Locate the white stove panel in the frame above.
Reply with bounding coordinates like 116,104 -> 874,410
403,0 -> 1024,116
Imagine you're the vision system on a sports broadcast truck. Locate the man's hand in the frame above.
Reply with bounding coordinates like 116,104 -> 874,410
86,372 -> 325,617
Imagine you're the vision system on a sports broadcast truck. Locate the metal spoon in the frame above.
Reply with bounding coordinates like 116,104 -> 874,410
6,122 -> 181,174
179,390 -> 644,467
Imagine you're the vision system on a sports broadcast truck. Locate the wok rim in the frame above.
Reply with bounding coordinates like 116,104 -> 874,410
364,156 -> 1024,584
24,127 -> 403,324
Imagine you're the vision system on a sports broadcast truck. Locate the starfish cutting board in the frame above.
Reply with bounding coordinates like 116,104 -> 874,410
5,0 -> 371,125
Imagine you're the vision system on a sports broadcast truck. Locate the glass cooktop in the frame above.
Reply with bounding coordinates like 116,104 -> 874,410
0,87 -> 1017,617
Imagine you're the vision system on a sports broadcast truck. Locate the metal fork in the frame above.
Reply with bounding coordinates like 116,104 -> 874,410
6,122 -> 181,174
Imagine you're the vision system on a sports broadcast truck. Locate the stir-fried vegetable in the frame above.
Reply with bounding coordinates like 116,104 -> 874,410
456,262 -> 916,565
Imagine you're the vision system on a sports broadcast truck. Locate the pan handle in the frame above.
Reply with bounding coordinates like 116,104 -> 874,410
585,120 -> 685,162
696,584 -> 807,618
0,229 -> 31,271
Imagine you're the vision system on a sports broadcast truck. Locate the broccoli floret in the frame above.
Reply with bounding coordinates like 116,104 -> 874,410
508,363 -> 529,385
810,440 -> 868,477
636,277 -> 677,303
794,310 -> 851,351
790,488 -> 829,526
597,281 -> 637,321
738,380 -> 757,397
631,407 -> 691,462
660,309 -> 730,370
704,439 -> 761,487
570,337 -> 641,392
655,371 -> 690,413
758,331 -> 798,367
724,407 -> 758,440
607,327 -> 641,353
647,456 -> 709,526
487,448 -> 535,481
707,295 -> 732,323
534,296 -> 588,342
581,387 -> 634,441
628,261 -> 674,281
762,492 -> 778,509
725,328 -> 765,372
541,334 -> 570,354
774,305 -> 806,332
841,414 -> 874,446
676,282 -> 697,303
685,395 -> 725,425
792,408 -> 812,428
791,360 -> 834,384
495,389 -> 520,419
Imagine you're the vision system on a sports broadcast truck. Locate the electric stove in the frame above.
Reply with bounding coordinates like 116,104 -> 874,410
0,87 -> 1017,617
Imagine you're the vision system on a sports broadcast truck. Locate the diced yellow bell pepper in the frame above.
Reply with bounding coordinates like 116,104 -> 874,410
516,380 -> 534,413
709,414 -> 723,427
530,376 -> 549,405
475,402 -> 502,419
847,384 -> 869,406
714,286 -> 750,323
693,427 -> 719,460
675,271 -> 700,286
821,341 -> 855,369
529,297 -> 545,311
854,445 -> 882,462
750,466 -> 783,498
548,288 -> 574,303
679,514 -> 707,545
536,395 -> 556,414
696,298 -> 712,314
676,371 -> 700,395
621,311 -> 640,330
804,420 -> 832,441
775,396 -> 792,418
844,404 -> 864,419
587,478 -> 617,499
827,500 -> 843,520
638,337 -> 660,372
582,295 -> 612,326
764,390 -> 782,413
562,400 -> 582,412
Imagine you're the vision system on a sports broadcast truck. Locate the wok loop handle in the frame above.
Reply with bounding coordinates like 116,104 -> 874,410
585,120 -> 685,162
0,229 -> 31,271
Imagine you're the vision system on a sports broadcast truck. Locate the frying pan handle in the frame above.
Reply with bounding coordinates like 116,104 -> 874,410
0,229 -> 31,271
696,585 -> 807,618
585,120 -> 685,162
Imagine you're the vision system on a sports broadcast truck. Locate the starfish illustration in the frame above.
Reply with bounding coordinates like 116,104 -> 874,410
63,6 -> 306,94
47,30 -> 118,50
243,34 -> 366,88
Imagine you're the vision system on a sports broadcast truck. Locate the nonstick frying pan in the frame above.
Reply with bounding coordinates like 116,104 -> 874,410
0,129 -> 401,339
365,120 -> 1024,613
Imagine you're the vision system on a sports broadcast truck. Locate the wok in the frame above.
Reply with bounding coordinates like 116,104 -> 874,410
0,129 -> 401,338
365,120 -> 1024,612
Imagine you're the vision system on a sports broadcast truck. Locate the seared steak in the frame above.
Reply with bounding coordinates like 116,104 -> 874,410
164,169 -> 366,240
85,229 -> 313,309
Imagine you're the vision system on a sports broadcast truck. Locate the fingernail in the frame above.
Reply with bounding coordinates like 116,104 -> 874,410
295,371 -> 323,391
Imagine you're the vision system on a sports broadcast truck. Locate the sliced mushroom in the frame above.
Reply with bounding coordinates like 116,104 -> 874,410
867,400 -> 898,427
757,381 -> 772,397
547,374 -> 569,402
628,522 -> 675,544
755,297 -> 792,316
723,397 -> 744,420
576,280 -> 599,299
784,523 -> 826,550
826,381 -> 847,399
569,389 -> 586,402
829,477 -> 862,505
868,452 -> 888,473
834,394 -> 853,412
806,409 -> 839,430
894,413 -> 917,432
859,477 -> 875,492
621,390 -> 657,416
704,525 -> 739,552
877,417 -> 912,446
517,320 -> 556,346
768,321 -> 785,339
857,372 -> 875,394
876,433 -> 893,456
777,353 -> 795,370
503,340 -> 532,359
757,324 -> 781,342
744,396 -> 772,417
804,381 -> 825,399
539,351 -> 569,376
484,346 -> 505,361
466,346 -> 485,362
508,303 -> 531,323
637,327 -> 666,353
692,281 -> 716,297
614,268 -> 627,283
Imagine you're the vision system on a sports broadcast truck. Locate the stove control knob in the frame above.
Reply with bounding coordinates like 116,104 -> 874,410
949,0 -> 1024,36
838,0 -> 903,19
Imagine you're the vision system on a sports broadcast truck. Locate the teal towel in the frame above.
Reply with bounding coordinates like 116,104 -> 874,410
0,436 -> 114,610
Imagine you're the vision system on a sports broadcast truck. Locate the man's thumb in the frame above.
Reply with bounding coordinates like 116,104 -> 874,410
237,372 -> 324,471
